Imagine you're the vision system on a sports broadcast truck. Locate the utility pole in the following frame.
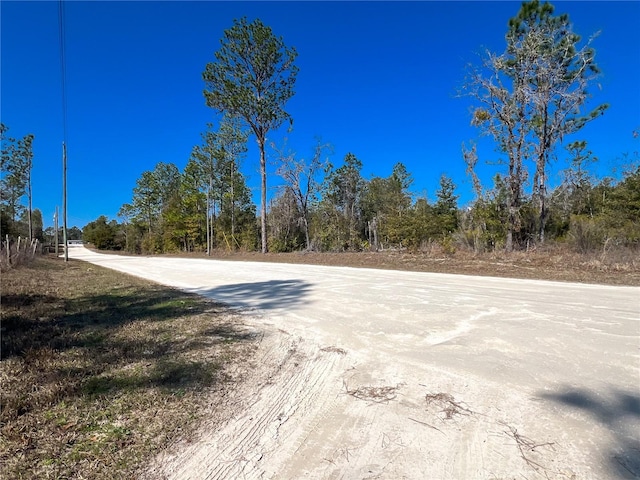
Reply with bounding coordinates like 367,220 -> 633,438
62,142 -> 68,262
59,0 -> 69,262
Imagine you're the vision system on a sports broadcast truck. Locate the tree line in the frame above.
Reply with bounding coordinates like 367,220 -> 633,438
84,115 -> 257,253
86,138 -> 638,254
1,123 -> 41,242
4,1 -> 637,256
84,0 -> 636,255
1,123 -> 84,247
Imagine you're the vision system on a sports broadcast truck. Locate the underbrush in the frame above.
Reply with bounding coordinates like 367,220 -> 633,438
466,242 -> 639,273
210,242 -> 640,285
0,237 -> 41,271
88,240 -> 640,285
0,257 -> 256,479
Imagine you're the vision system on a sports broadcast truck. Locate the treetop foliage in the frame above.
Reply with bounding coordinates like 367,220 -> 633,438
202,17 -> 298,138
203,16 -> 298,253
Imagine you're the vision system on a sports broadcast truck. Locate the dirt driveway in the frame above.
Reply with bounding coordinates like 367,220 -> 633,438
70,247 -> 640,479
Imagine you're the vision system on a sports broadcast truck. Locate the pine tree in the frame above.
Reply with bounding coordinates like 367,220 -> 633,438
203,18 -> 298,253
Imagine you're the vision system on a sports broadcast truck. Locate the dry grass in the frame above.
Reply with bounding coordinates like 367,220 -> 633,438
500,422 -> 556,473
198,244 -> 640,286
0,257 -> 257,479
424,392 -> 476,420
320,346 -> 347,355
0,237 -> 40,271
343,381 -> 402,403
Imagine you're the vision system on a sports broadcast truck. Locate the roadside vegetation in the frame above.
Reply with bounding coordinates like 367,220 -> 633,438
128,245 -> 636,287
83,156 -> 639,279
0,256 -> 257,479
3,1 -> 637,264
78,1 -> 637,264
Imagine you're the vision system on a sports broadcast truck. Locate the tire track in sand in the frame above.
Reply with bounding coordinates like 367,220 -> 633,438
144,327 -> 351,480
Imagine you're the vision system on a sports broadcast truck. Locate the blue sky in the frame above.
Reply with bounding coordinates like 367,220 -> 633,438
2,1 -> 639,229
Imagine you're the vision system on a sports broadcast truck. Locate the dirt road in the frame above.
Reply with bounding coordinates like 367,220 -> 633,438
69,247 -> 640,479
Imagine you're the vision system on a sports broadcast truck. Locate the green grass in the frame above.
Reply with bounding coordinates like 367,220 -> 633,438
0,256 -> 257,479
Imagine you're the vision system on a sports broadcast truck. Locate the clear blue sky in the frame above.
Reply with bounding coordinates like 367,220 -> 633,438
2,1 -> 639,229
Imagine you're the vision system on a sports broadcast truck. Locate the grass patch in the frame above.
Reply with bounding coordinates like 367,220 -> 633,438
0,256 -> 257,479
198,244 -> 640,286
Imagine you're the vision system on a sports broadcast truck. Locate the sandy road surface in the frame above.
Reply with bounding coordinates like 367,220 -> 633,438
69,247 -> 640,479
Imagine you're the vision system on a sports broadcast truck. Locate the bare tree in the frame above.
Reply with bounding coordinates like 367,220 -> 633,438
555,140 -> 598,219
508,0 -> 607,243
274,138 -> 331,250
463,0 -> 606,250
23,135 -> 34,241
463,48 -> 531,252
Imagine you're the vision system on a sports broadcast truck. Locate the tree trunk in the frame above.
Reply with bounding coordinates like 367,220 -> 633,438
206,182 -> 211,256
372,217 -> 379,251
230,161 -> 235,241
535,146 -> 548,244
538,170 -> 547,244
211,198 -> 216,252
259,138 -> 268,253
27,174 -> 33,241
62,142 -> 68,262
303,216 -> 310,251
536,96 -> 551,245
507,156 -> 516,254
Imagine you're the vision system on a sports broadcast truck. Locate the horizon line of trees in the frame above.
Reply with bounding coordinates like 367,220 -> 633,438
84,141 -> 639,255
84,1 -> 638,255
4,2 -> 638,256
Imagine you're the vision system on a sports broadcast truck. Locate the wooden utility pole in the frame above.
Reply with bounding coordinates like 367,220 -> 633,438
62,142 -> 68,262
59,0 -> 69,262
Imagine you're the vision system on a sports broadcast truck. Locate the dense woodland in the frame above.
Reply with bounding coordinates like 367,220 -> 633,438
80,146 -> 639,255
2,1 -> 638,257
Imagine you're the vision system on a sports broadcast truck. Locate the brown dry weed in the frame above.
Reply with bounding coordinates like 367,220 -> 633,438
0,256 -> 257,480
